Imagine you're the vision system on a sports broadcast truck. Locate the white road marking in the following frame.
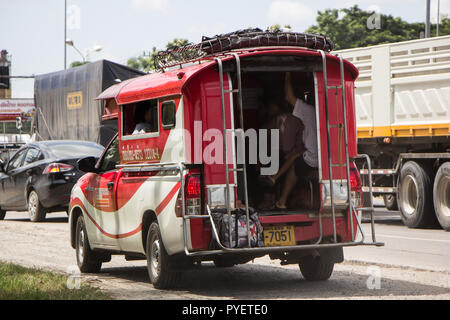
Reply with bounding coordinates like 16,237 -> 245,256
375,234 -> 450,244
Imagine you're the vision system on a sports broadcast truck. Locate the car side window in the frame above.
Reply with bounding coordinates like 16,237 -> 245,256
23,148 -> 41,166
98,136 -> 119,172
7,149 -> 27,171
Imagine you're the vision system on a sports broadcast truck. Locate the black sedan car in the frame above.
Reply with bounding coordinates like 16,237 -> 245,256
0,140 -> 104,222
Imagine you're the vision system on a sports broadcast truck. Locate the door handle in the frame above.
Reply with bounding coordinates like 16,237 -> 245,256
107,181 -> 114,191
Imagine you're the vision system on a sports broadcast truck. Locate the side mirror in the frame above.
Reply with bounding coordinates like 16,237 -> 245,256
77,157 -> 97,173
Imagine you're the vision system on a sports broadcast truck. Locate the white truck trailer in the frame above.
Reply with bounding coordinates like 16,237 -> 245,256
337,36 -> 450,230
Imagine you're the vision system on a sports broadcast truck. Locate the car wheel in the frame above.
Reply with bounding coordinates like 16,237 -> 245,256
433,162 -> 450,231
75,215 -> 102,273
383,194 -> 398,211
146,222 -> 181,289
28,190 -> 46,222
299,256 -> 334,281
398,161 -> 436,228
213,256 -> 235,268
0,209 -> 5,220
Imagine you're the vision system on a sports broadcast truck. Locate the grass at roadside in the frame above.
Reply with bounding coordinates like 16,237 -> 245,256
0,262 -> 111,300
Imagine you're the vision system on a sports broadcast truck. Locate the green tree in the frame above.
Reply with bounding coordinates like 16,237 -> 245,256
268,24 -> 292,32
306,5 -> 450,49
127,38 -> 191,72
70,61 -> 89,68
127,47 -> 158,72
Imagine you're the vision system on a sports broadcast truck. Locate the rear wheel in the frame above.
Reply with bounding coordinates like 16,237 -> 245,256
75,215 -> 102,273
28,190 -> 46,222
146,222 -> 181,289
433,162 -> 450,231
398,161 -> 436,228
0,209 -> 5,220
213,256 -> 235,268
383,194 -> 398,211
299,257 -> 334,281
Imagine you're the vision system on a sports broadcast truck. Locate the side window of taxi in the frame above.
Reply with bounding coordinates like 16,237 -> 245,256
161,101 -> 176,129
98,136 -> 119,172
122,100 -> 159,136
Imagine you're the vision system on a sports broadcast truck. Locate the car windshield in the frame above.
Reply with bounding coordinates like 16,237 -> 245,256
46,142 -> 104,159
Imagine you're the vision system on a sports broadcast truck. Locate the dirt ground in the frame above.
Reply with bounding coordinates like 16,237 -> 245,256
0,212 -> 448,300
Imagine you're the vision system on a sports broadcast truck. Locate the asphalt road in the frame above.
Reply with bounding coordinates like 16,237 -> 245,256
0,208 -> 448,300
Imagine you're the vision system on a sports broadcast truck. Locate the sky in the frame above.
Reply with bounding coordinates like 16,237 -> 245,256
1,0 -> 449,98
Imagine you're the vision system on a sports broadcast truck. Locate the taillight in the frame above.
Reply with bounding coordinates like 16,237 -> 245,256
175,173 -> 202,217
350,166 -> 362,192
43,163 -> 74,174
350,165 -> 362,208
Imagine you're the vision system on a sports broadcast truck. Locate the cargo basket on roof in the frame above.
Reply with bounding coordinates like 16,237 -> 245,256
155,28 -> 335,70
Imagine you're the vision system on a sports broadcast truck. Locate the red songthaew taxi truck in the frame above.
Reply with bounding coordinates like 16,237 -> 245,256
69,30 -> 382,289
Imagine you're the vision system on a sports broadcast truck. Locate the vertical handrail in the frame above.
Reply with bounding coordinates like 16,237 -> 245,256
215,58 -> 233,246
360,154 -> 376,243
230,53 -> 252,248
338,55 -> 354,241
319,50 -> 337,243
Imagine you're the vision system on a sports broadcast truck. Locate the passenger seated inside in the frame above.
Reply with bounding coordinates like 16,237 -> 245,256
254,99 -> 287,210
259,72 -> 318,210
133,101 -> 158,134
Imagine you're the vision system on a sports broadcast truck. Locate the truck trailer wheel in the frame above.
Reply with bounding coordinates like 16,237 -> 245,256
146,222 -> 181,289
383,194 -> 398,211
299,257 -> 334,281
398,161 -> 436,228
433,162 -> 450,231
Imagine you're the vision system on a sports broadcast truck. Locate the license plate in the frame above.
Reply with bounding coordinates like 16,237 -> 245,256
264,225 -> 296,247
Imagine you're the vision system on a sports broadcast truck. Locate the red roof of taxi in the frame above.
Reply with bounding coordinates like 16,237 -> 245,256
98,48 -> 358,105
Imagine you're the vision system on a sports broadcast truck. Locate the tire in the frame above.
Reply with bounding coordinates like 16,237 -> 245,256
28,190 -> 47,222
362,192 -> 372,208
383,194 -> 398,211
0,209 -> 5,220
75,215 -> 102,273
146,222 -> 181,289
299,257 -> 334,281
433,162 -> 450,231
213,256 -> 235,268
398,161 -> 436,228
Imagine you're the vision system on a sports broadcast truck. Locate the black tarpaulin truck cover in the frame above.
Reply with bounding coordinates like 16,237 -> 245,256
34,60 -> 144,146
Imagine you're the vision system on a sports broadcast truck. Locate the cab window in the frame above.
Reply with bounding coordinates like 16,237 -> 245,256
122,99 -> 158,136
98,136 -> 119,172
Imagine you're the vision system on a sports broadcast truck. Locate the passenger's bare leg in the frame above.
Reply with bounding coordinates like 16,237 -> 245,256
277,165 -> 298,208
271,152 -> 300,182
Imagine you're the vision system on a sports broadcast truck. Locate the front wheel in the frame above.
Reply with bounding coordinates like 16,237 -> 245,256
146,222 -> 181,289
0,209 -> 5,220
28,190 -> 46,222
299,257 -> 334,281
75,215 -> 102,273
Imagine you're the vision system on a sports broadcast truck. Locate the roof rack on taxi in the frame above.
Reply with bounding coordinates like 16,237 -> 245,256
154,29 -> 335,70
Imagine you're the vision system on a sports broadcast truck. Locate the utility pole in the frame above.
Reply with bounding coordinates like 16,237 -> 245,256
437,0 -> 440,37
425,0 -> 431,38
64,0 -> 67,69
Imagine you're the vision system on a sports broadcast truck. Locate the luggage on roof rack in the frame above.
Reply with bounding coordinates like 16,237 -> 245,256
155,29 -> 335,70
